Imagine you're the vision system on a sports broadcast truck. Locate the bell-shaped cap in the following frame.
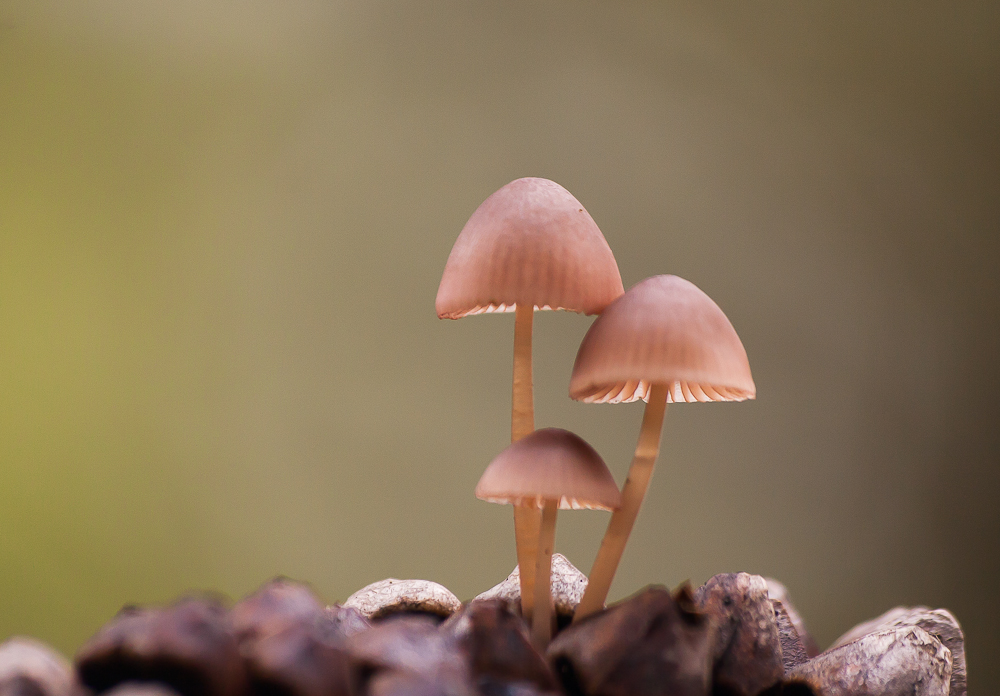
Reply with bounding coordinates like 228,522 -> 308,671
436,178 -> 624,318
475,428 -> 621,511
569,275 -> 756,404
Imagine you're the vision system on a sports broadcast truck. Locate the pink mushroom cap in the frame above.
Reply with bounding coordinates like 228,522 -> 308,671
436,178 -> 623,318
569,275 -> 756,404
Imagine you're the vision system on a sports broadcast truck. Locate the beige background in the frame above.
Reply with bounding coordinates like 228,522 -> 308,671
1,1 -> 997,690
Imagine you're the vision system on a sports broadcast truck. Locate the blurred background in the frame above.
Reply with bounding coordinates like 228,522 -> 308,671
1,0 -> 997,688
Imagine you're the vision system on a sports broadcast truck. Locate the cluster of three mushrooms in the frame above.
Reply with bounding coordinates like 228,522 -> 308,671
435,177 -> 624,634
436,178 -> 755,643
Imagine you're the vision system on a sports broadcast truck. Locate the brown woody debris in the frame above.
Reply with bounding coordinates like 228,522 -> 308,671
75,598 -> 246,696
345,615 -> 470,695
756,681 -> 817,696
318,606 -> 371,643
65,579 -> 965,696
473,554 -> 588,626
344,580 -> 461,622
695,573 -> 782,696
787,625 -> 951,696
442,600 -> 557,694
830,606 -> 966,696
547,585 -> 713,696
103,683 -> 185,696
229,579 -> 324,652
772,601 -> 809,674
765,579 -> 818,658
364,670 -> 469,696
226,580 -> 367,696
0,637 -> 75,696
242,620 -> 351,696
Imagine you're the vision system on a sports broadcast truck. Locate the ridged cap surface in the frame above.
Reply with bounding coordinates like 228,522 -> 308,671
475,428 -> 621,511
569,275 -> 755,404
436,178 -> 623,318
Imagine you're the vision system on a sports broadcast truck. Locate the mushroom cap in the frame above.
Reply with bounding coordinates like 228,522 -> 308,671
475,428 -> 621,511
569,275 -> 756,404
436,178 -> 624,318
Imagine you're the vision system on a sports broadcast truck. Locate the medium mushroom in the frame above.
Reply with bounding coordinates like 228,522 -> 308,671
475,428 -> 621,648
569,275 -> 755,621
437,177 -> 623,619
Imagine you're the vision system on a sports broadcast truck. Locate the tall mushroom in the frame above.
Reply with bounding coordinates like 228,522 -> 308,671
475,428 -> 621,648
569,275 -> 755,621
437,178 -> 623,619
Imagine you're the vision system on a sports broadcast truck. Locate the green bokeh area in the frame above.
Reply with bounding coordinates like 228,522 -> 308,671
1,2 -> 998,690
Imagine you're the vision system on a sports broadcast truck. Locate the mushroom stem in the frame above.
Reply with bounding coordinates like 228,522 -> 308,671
512,303 -> 534,442
513,509 -> 540,622
512,303 -> 540,621
573,383 -> 669,622
531,500 -> 558,649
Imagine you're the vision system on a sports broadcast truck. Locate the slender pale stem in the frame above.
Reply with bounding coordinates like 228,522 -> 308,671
573,383 -> 669,622
513,509 -> 540,621
511,304 -> 540,620
512,304 -> 534,442
532,500 -> 558,649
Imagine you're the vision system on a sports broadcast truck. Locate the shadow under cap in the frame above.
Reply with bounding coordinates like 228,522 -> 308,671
569,274 -> 756,404
435,178 -> 623,318
475,428 -> 621,511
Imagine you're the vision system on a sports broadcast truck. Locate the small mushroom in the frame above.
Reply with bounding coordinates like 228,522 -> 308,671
474,553 -> 588,626
570,275 -> 756,621
437,177 -> 624,620
343,579 -> 461,621
475,428 -> 621,648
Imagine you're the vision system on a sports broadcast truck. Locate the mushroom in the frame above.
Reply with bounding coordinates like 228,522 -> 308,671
569,275 -> 755,621
437,177 -> 623,620
475,428 -> 621,648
